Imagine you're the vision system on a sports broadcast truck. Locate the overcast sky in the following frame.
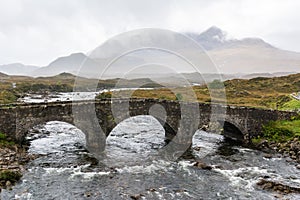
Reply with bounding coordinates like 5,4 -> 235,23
0,0 -> 300,66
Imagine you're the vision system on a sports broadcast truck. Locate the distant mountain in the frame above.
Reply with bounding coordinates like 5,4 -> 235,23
47,53 -> 87,71
184,26 -> 300,74
0,63 -> 38,76
32,52 -> 149,78
31,53 -> 98,77
239,72 -> 297,79
208,41 -> 300,74
186,26 -> 229,50
186,26 -> 274,50
0,72 -> 8,77
2,26 -> 300,78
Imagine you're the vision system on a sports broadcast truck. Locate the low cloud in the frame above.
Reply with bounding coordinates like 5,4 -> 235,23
0,0 -> 299,65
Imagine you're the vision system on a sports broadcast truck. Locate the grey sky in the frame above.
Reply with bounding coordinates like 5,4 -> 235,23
0,0 -> 300,66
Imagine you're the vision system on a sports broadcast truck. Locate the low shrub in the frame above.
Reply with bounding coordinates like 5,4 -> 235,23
0,170 -> 22,183
0,132 -> 15,146
96,92 -> 112,99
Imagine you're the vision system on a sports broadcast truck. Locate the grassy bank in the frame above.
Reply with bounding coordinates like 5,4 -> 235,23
251,116 -> 300,163
251,115 -> 300,162
278,98 -> 300,111
0,170 -> 22,188
0,132 -> 23,189
252,117 -> 300,144
0,133 -> 15,147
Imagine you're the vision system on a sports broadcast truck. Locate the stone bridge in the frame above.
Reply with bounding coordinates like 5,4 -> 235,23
0,98 -> 297,158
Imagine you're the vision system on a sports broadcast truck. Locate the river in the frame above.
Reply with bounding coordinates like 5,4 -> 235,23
1,93 -> 300,199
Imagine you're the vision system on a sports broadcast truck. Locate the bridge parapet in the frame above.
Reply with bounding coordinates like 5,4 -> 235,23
0,99 -> 298,155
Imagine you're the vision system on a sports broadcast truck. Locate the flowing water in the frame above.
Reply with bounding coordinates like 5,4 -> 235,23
19,89 -> 154,103
1,116 -> 300,200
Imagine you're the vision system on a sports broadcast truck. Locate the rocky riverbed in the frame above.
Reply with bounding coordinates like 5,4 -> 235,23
255,137 -> 300,165
251,137 -> 300,196
1,127 -> 300,199
0,144 -> 35,191
257,179 -> 300,196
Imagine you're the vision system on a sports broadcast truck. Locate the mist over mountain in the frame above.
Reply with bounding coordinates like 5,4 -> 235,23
187,26 -> 300,74
1,26 -> 300,78
186,26 -> 274,50
186,26 -> 231,50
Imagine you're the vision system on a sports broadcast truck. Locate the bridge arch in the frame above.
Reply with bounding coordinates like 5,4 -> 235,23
101,99 -> 181,141
104,114 -> 177,143
28,121 -> 87,146
15,108 -> 75,143
222,121 -> 244,142
106,115 -> 166,149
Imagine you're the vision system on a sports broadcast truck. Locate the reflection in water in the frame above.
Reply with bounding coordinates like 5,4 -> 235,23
1,116 -> 300,200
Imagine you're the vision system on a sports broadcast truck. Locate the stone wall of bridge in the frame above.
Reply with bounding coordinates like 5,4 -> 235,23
0,99 -> 298,155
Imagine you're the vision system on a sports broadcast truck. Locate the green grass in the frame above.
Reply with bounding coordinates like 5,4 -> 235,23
1,72 -> 300,109
251,137 -> 264,145
0,170 -> 22,183
97,73 -> 300,110
279,98 -> 300,111
0,90 -> 17,104
96,91 -> 112,99
257,118 -> 300,143
0,133 -> 15,146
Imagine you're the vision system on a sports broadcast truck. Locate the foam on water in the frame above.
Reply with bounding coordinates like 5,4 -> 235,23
27,121 -> 86,155
19,88 -> 155,103
214,167 -> 269,190
192,130 -> 224,158
116,160 -> 171,174
1,115 -> 300,200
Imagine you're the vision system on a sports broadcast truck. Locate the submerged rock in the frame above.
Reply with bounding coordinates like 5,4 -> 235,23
257,179 -> 300,194
193,161 -> 212,170
147,188 -> 156,192
130,194 -> 143,200
193,146 -> 201,151
263,154 -> 273,159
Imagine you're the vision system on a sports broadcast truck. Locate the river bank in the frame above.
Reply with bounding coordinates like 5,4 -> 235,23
254,137 -> 300,165
0,142 -> 35,191
255,138 -> 300,197
252,117 -> 300,165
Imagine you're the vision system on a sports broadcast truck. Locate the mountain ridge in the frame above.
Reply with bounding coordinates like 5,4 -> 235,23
1,26 -> 300,77
186,26 -> 274,50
